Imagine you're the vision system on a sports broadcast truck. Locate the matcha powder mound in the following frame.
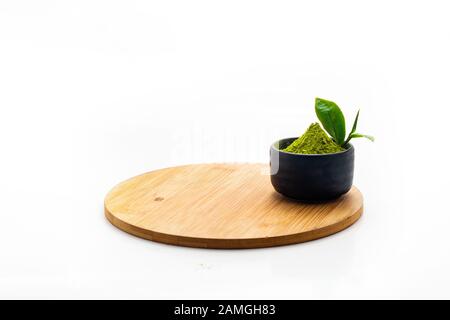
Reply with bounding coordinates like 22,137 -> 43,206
282,123 -> 345,154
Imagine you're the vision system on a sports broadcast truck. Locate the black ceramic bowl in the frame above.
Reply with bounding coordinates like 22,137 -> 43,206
270,137 -> 354,202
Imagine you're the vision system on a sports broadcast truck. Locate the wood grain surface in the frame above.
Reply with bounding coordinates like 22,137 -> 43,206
104,163 -> 363,249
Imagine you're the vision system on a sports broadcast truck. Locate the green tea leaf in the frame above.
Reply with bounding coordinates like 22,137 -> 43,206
315,97 -> 346,145
349,133 -> 375,142
349,109 -> 360,135
344,109 -> 360,145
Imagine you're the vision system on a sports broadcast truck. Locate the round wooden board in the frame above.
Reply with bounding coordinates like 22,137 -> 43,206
105,164 -> 363,249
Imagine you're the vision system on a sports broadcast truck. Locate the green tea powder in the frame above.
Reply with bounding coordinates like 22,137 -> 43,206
282,123 -> 345,154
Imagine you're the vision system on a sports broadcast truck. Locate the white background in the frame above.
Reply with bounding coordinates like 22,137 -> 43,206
1,0 -> 449,299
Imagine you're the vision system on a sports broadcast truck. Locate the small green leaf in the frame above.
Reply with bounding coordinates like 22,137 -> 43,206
315,97 -> 346,145
349,133 -> 375,142
344,109 -> 360,145
350,109 -> 360,135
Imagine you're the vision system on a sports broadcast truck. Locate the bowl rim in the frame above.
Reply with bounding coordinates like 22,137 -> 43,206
271,137 -> 354,157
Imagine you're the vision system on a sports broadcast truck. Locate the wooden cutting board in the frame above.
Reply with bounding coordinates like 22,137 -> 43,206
104,163 -> 363,249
